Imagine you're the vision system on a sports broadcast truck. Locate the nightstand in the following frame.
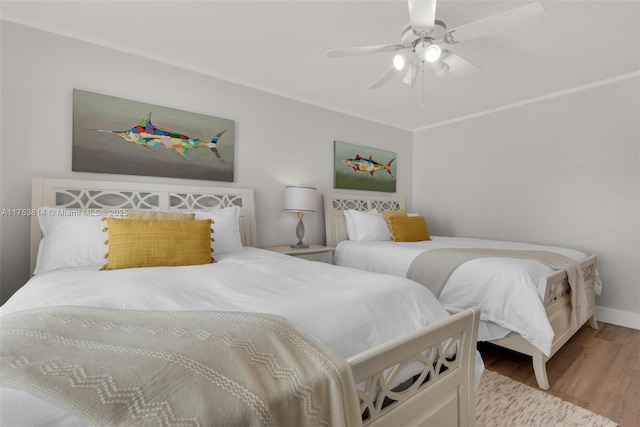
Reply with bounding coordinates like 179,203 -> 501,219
263,244 -> 335,264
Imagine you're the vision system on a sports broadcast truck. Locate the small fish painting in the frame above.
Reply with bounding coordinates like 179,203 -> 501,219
72,89 -> 234,182
343,154 -> 396,179
334,141 -> 397,192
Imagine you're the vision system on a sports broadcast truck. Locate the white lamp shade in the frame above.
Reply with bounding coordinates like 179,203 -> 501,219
284,186 -> 317,212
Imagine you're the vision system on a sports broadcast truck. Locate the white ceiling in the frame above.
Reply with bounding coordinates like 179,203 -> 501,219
2,0 -> 639,131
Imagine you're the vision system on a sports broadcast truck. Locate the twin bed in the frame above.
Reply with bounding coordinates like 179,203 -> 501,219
1,178 -> 481,426
323,192 -> 600,391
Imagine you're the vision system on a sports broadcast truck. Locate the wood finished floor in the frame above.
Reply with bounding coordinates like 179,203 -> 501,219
478,322 -> 640,427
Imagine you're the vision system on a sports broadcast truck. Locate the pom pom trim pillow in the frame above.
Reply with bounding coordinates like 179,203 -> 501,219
101,218 -> 214,270
388,216 -> 431,242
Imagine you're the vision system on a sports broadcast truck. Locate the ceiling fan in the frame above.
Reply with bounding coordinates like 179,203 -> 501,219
326,0 -> 545,90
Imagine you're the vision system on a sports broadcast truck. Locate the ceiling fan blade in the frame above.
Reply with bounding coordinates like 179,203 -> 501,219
443,2 -> 545,44
440,51 -> 481,77
325,44 -> 406,58
407,0 -> 437,34
368,67 -> 400,89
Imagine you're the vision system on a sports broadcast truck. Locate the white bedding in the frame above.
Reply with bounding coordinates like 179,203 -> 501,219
335,236 -> 602,356
1,247 -> 480,425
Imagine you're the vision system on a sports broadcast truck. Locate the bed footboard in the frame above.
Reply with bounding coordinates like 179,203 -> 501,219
348,307 -> 480,427
543,254 -> 598,329
489,255 -> 598,390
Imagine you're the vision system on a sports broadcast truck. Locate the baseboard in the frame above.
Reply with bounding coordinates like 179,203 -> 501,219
595,306 -> 640,330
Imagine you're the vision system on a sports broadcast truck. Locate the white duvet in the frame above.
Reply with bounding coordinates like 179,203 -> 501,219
1,247 -> 480,426
335,236 -> 602,356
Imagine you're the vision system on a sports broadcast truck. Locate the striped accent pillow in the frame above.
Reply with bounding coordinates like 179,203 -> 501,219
124,210 -> 195,221
101,218 -> 214,270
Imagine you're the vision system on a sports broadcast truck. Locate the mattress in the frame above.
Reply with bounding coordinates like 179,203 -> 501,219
1,247 -> 481,425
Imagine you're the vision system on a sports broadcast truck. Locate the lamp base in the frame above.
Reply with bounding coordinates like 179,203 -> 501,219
291,212 -> 309,249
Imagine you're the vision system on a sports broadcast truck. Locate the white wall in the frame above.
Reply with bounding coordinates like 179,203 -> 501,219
413,77 -> 640,328
3,22 -> 638,330
0,22 -> 413,303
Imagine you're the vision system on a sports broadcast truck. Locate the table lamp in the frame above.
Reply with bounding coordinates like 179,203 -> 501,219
284,186 -> 317,249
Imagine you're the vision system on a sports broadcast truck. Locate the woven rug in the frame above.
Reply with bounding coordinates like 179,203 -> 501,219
476,370 -> 618,427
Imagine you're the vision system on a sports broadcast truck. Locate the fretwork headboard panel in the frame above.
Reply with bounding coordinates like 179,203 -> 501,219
30,177 -> 257,273
323,192 -> 405,247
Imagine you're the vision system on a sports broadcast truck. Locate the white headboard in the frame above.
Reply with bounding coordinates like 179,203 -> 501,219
323,192 -> 405,247
30,177 -> 257,273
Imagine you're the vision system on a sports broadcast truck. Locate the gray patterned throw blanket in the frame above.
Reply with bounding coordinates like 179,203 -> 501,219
407,249 -> 588,327
0,306 -> 361,427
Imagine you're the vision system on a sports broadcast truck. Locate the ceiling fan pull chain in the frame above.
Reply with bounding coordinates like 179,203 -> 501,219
421,61 -> 425,108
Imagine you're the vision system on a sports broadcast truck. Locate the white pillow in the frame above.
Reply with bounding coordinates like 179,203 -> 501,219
34,207 -> 111,274
194,206 -> 243,256
344,209 -> 369,241
344,209 -> 391,242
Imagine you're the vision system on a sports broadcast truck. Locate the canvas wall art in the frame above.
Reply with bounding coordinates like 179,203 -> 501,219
334,141 -> 397,192
72,89 -> 234,182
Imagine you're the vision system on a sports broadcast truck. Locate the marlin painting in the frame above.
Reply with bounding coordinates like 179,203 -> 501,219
94,113 -> 226,162
343,154 -> 396,179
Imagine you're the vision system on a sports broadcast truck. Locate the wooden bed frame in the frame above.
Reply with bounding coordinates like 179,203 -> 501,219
28,177 -> 481,426
323,192 -> 599,390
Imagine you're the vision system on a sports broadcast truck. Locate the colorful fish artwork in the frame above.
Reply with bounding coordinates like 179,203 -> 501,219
343,154 -> 396,179
94,113 -> 226,162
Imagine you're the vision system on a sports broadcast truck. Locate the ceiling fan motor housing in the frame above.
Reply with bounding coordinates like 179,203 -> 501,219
400,19 -> 447,45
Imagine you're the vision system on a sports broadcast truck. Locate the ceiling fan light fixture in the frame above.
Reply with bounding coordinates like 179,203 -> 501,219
432,60 -> 449,77
393,53 -> 406,70
424,44 -> 442,62
403,62 -> 419,85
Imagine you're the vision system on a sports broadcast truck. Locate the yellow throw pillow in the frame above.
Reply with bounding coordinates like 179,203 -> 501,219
101,218 -> 214,270
125,210 -> 195,221
381,209 -> 407,226
388,216 -> 431,242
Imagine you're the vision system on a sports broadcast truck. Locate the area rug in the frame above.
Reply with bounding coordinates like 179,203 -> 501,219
476,370 -> 618,427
